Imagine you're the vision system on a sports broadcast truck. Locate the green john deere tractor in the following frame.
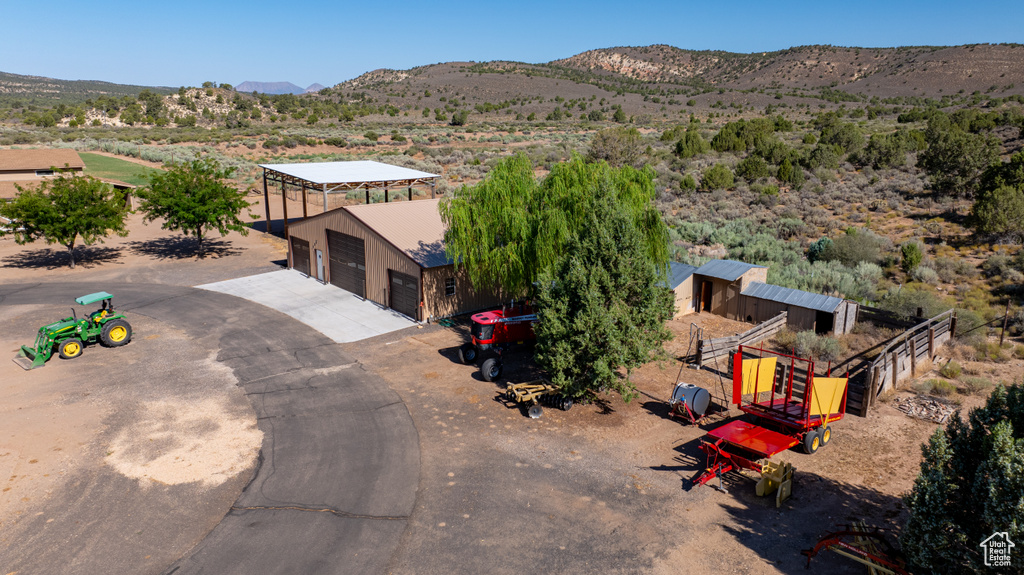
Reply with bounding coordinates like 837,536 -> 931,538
13,291 -> 133,370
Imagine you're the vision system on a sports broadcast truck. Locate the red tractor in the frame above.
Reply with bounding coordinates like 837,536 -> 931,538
458,302 -> 537,382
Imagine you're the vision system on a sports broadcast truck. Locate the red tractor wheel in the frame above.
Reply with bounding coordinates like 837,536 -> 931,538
458,343 -> 477,364
481,358 -> 503,382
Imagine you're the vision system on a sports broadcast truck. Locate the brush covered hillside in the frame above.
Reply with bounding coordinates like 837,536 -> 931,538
0,71 -> 173,106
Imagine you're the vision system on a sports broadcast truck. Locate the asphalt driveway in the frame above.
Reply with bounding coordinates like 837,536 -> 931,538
0,283 -> 420,575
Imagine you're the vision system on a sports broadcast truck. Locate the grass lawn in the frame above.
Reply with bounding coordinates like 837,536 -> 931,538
80,152 -> 160,187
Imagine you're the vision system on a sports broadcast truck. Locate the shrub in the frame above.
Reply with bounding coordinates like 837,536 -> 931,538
363,131 -> 379,141
939,360 -> 962,379
701,163 -> 734,191
911,266 -> 939,283
736,155 -> 771,180
961,376 -> 994,394
774,328 -> 797,351
931,379 -> 957,396
793,331 -> 844,362
680,174 -> 697,192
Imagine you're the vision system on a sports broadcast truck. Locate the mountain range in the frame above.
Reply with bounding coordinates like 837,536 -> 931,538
233,81 -> 324,95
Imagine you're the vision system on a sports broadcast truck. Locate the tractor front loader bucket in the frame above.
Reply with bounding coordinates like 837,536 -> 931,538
13,345 -> 47,370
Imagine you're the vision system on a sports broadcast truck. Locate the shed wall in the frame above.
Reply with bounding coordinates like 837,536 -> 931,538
673,276 -> 695,318
288,208 -> 422,314
422,266 -> 502,319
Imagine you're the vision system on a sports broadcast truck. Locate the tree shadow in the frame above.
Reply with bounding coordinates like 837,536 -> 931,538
127,236 -> 241,260
1,245 -> 124,269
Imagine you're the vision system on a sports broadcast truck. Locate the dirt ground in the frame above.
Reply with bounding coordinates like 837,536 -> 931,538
355,312 -> 961,573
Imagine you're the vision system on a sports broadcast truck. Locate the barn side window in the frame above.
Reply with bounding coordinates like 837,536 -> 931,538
445,278 -> 456,296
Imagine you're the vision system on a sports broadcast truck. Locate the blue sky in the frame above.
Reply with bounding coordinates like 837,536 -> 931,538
2,0 -> 1021,88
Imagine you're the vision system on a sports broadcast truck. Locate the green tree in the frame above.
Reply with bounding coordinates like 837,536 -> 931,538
533,187 -> 674,401
0,173 -> 128,268
902,384 -> 1024,573
137,156 -> 252,256
612,106 -> 627,123
806,237 -> 833,263
440,153 -> 668,297
587,127 -> 644,168
918,125 -> 1000,198
450,110 -> 469,126
901,241 -> 924,273
701,163 -> 734,190
970,185 -> 1024,242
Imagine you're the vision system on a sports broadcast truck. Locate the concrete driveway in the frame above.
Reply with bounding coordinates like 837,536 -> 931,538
198,269 -> 415,343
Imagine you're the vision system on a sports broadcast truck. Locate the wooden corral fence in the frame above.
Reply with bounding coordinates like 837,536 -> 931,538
697,311 -> 788,367
856,309 -> 957,416
856,305 -> 918,330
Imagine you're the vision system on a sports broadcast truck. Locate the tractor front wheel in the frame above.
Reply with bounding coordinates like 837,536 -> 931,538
458,343 -> 477,364
58,338 -> 84,360
100,319 -> 132,347
481,358 -> 503,382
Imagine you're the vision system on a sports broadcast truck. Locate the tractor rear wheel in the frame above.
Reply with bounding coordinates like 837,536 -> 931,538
58,338 -> 84,360
100,319 -> 132,347
803,429 -> 821,454
481,358 -> 502,382
458,343 -> 477,364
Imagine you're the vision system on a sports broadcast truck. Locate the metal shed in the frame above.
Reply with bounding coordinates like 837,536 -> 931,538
739,282 -> 859,335
691,260 -> 768,320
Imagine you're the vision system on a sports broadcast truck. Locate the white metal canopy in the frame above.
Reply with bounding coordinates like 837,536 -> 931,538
259,160 -> 442,236
258,160 -> 439,187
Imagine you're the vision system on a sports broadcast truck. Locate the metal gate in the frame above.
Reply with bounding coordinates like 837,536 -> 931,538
327,230 -> 365,297
389,270 -> 419,320
290,236 -> 311,276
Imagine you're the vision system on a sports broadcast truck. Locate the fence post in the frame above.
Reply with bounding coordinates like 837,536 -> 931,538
870,366 -> 881,408
928,327 -> 935,358
697,340 -> 704,368
910,338 -> 917,376
891,351 -> 899,392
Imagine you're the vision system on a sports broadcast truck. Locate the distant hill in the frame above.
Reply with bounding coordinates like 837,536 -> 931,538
0,71 -> 172,105
305,83 -> 326,93
234,81 -> 307,95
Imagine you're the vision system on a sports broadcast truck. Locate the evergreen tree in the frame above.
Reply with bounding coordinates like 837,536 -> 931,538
902,384 -> 1024,573
533,187 -> 674,401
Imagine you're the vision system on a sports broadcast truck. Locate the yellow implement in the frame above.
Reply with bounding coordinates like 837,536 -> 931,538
504,380 -> 573,418
756,460 -> 795,508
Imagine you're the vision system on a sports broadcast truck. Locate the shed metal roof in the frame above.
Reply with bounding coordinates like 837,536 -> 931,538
741,282 -> 844,313
695,259 -> 766,282
343,198 -> 450,268
259,160 -> 438,189
667,262 -> 698,290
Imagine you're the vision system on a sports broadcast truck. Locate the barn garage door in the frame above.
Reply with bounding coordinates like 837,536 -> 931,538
389,270 -> 419,320
290,236 -> 311,276
327,230 -> 365,297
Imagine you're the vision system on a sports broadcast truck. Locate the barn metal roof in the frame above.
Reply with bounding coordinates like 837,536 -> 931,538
258,160 -> 438,190
741,282 -> 844,313
667,262 -> 698,290
343,198 -> 450,268
695,259 -> 766,282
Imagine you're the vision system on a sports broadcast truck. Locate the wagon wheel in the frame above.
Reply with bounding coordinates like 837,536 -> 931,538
803,429 -> 821,454
819,425 -> 832,446
58,338 -> 84,360
528,404 -> 543,419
